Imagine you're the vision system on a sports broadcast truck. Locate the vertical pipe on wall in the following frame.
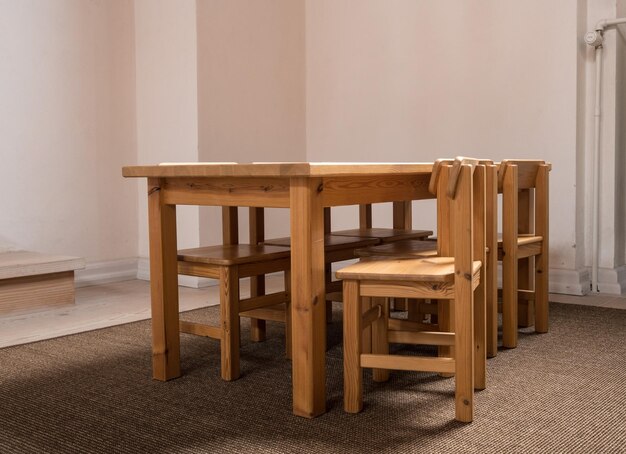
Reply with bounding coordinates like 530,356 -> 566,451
591,45 -> 602,292
584,18 -> 626,292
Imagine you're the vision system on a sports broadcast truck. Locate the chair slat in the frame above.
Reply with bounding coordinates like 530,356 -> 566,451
360,354 -> 456,374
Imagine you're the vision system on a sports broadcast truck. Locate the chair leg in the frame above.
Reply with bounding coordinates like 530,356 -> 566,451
535,250 -> 549,333
474,274 -> 486,391
250,319 -> 266,342
361,297 -> 372,354
486,164 -> 498,358
371,297 -> 390,383
249,275 -> 266,342
220,266 -> 240,381
343,279 -> 363,413
486,250 -> 498,358
325,264 -> 333,324
438,299 -> 455,378
393,298 -> 408,311
438,299 -> 449,357
517,258 -> 534,328
407,298 -> 421,322
284,270 -> 292,359
502,252 -> 518,348
454,292 -> 474,423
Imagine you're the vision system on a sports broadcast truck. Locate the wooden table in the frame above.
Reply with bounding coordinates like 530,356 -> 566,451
122,162 -> 434,418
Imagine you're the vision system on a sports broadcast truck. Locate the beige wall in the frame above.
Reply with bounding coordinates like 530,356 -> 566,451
306,0 -> 584,292
0,0 -> 137,262
134,0 -> 201,259
196,0 -> 306,243
2,1 -> 623,294
196,0 -> 305,164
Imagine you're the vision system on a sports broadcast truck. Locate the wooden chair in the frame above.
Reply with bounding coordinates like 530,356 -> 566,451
351,158 -> 499,358
264,233 -> 380,314
331,224 -> 432,244
336,160 -> 487,423
176,207 -> 292,381
331,206 -> 432,313
498,160 -> 550,349
243,209 -> 380,347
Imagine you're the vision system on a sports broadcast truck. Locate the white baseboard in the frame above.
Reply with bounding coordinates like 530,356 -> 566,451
76,258 -> 613,297
75,258 -> 138,288
75,258 -> 218,289
549,268 -> 590,295
136,257 -> 150,282
475,264 -> 591,296
137,257 -> 216,289
597,265 -> 626,295
553,265 -> 626,295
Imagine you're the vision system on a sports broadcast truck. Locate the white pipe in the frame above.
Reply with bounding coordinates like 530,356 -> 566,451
585,17 -> 626,292
591,45 -> 602,293
596,17 -> 626,30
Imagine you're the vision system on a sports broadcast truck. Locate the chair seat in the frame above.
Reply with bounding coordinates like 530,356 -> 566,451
177,244 -> 291,266
336,257 -> 482,282
264,234 -> 379,252
354,239 -> 438,258
331,228 -> 433,243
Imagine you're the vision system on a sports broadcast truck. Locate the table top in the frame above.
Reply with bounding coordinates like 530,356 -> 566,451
122,162 -> 435,178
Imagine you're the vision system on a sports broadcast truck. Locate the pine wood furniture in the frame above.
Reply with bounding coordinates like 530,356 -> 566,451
206,206 -> 293,349
264,234 -> 380,298
336,161 -> 487,422
122,162 -> 435,418
351,159 -> 499,358
332,207 -> 433,312
498,160 -> 550,349
176,221 -> 292,380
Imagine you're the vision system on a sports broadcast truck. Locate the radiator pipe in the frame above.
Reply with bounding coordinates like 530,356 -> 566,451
584,17 -> 626,292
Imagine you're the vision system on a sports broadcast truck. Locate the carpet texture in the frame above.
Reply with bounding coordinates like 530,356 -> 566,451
0,302 -> 625,453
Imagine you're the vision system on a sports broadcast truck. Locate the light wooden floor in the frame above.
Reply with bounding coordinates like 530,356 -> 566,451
0,277 -> 286,348
0,278 -> 623,349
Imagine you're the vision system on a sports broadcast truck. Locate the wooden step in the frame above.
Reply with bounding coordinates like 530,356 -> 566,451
0,251 -> 85,315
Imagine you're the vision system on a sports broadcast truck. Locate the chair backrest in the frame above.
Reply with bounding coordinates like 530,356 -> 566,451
497,160 -> 550,240
432,158 -> 491,260
436,159 -> 487,272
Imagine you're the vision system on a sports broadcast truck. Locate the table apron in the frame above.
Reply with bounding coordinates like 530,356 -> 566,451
159,174 -> 433,208
162,177 -> 290,208
320,174 -> 432,206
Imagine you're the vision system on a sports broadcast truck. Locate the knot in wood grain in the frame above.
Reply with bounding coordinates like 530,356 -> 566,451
317,183 -> 324,193
148,186 -> 161,195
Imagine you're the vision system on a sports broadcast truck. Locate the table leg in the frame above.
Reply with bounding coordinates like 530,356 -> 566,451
249,207 -> 266,342
392,201 -> 412,230
290,177 -> 326,418
147,178 -> 181,381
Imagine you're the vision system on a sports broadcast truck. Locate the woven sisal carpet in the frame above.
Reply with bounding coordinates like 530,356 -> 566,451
0,302 -> 624,453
